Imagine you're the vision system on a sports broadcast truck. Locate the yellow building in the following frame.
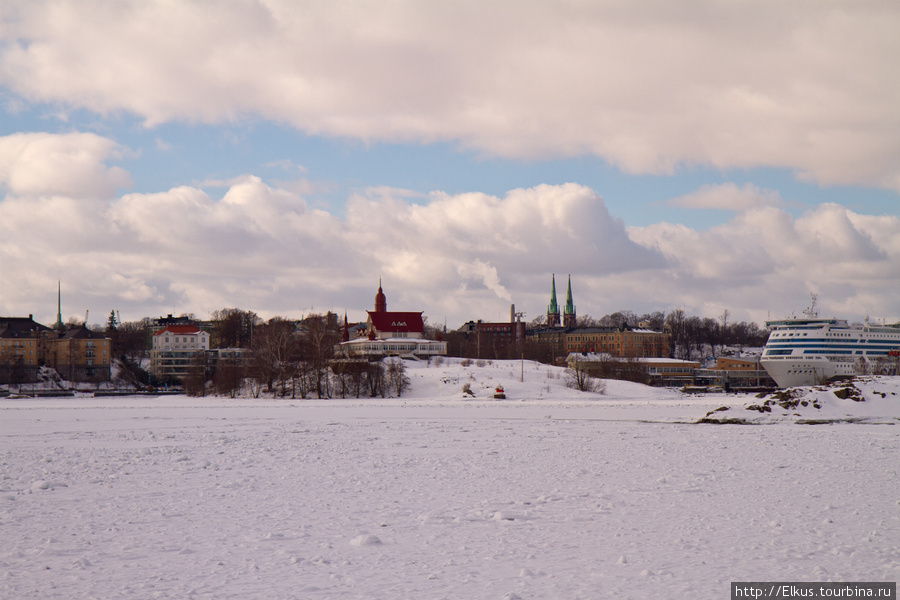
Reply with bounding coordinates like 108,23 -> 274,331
47,325 -> 111,383
1,317 -> 111,384
713,357 -> 758,370
0,316 -> 55,383
565,326 -> 669,358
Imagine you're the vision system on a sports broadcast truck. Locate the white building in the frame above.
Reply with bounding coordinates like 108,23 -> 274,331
150,325 -> 211,379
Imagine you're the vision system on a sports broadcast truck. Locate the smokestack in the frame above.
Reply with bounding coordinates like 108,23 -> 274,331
510,304 -> 515,323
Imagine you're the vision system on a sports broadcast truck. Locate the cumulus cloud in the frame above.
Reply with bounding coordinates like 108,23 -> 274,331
0,132 -> 131,198
2,131 -> 897,326
2,1 -> 898,190
668,183 -> 783,211
628,203 -> 900,323
0,133 -> 660,323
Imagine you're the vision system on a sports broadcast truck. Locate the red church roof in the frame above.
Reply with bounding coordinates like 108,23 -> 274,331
367,311 -> 425,334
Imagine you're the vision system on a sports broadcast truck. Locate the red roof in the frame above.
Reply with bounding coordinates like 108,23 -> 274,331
153,325 -> 203,336
367,311 -> 425,334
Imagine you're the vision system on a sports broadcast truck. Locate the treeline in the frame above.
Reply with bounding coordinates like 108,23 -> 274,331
659,309 -> 768,360
99,305 -> 770,392
541,308 -> 768,352
103,309 -> 411,398
489,309 -> 768,362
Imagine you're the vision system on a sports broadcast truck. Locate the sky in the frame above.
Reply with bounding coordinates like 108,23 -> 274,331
1,0 -> 898,330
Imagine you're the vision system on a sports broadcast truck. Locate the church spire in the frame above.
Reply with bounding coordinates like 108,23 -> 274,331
55,281 -> 63,330
547,274 -> 560,327
374,278 -> 387,313
564,275 -> 576,328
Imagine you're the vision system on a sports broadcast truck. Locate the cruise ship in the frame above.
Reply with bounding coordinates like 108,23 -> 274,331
760,297 -> 900,387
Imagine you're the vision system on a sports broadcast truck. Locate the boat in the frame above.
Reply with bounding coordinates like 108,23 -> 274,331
760,295 -> 900,387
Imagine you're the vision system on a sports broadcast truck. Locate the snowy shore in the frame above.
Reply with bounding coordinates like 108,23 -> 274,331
2,360 -> 897,599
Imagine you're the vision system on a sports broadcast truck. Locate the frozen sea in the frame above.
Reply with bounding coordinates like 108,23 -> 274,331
2,360 -> 898,599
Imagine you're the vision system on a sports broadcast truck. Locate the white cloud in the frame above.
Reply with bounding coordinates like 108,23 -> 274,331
0,132 -> 131,198
2,132 -> 897,326
629,203 -> 900,323
2,1 -> 899,190
669,183 -> 783,211
0,135 -> 661,323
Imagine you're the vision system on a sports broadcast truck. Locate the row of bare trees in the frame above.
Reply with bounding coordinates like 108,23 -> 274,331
332,357 -> 411,399
241,314 -> 340,398
185,312 -> 411,399
527,308 -> 769,361
662,309 -> 768,360
100,308 -> 417,397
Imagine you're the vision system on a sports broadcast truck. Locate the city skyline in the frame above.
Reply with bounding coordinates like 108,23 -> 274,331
2,1 -> 898,327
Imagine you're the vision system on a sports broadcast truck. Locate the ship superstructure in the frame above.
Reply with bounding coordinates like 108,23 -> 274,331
760,297 -> 900,387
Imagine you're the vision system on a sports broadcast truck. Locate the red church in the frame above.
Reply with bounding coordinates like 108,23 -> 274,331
336,281 -> 447,359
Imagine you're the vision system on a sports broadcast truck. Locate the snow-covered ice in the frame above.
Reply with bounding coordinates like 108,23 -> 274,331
2,359 -> 898,599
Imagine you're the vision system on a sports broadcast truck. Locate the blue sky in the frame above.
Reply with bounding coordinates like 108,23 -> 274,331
6,104 -> 896,230
1,1 -> 898,328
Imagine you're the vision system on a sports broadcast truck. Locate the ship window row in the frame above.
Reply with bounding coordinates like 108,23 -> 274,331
767,343 -> 864,350
791,349 -> 897,357
773,331 -> 899,340
772,332 -> 855,338
768,342 -> 899,352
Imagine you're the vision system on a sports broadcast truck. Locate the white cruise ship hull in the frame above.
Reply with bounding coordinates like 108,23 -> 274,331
760,315 -> 900,388
759,355 -> 859,388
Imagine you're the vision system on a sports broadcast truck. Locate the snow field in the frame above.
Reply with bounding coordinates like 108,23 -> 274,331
2,397 -> 898,600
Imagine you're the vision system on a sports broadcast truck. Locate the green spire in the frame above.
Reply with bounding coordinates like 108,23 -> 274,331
548,274 -> 558,314
564,275 -> 575,315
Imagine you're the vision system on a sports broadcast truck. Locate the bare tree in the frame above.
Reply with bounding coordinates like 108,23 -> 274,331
565,363 -> 605,393
211,308 -> 258,349
250,318 -> 299,396
365,361 -> 387,397
387,358 -> 411,397
332,359 -> 352,399
664,309 -> 686,359
183,353 -> 210,397
528,314 -> 547,328
213,356 -> 244,398
350,360 -> 368,398
598,311 -> 637,328
110,319 -> 152,363
575,314 -> 600,328
299,313 -> 340,398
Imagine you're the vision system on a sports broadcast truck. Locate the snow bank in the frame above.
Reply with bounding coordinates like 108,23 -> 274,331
1,363 -> 897,599
698,376 -> 900,424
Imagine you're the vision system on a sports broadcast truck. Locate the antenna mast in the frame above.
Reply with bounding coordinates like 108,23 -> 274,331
803,293 -> 818,318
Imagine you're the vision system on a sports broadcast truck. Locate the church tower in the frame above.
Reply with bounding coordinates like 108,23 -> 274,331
374,279 -> 387,313
547,274 -> 560,327
563,275 -> 576,328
